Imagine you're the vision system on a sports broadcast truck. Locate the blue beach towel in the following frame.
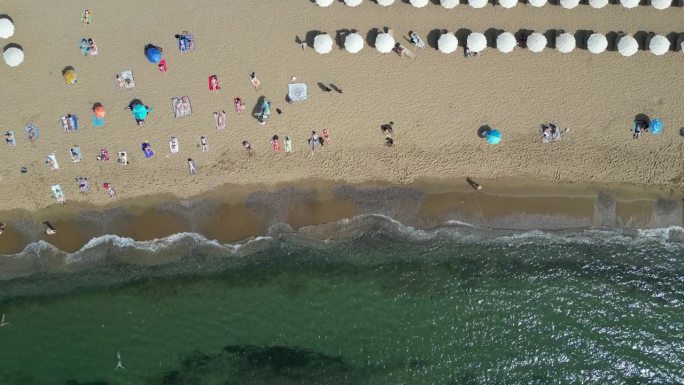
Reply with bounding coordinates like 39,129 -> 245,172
71,115 -> 79,130
141,142 -> 155,158
25,124 -> 40,141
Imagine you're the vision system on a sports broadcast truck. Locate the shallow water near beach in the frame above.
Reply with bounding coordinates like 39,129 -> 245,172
0,216 -> 683,385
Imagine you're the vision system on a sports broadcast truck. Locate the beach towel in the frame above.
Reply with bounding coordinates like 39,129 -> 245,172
25,124 -> 40,142
141,142 -> 155,158
98,149 -> 110,161
116,71 -> 135,90
177,33 -> 195,52
172,96 -> 192,118
46,153 -> 59,170
169,137 -> 179,153
540,124 -> 562,143
89,40 -> 98,56
70,146 -> 82,162
5,131 -> 16,146
93,116 -> 104,127
79,39 -> 90,56
208,75 -> 220,91
234,98 -> 245,113
287,83 -> 308,102
410,32 -> 426,49
51,184 -> 66,203
214,111 -> 226,130
117,151 -> 128,165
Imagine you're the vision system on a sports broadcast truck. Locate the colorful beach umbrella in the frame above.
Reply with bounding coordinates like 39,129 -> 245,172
0,17 -> 14,39
486,130 -> 502,145
377,0 -> 395,5
651,0 -> 671,9
375,32 -> 395,54
649,35 -> 669,56
63,68 -> 76,84
589,0 -> 608,7
587,33 -> 608,54
3,46 -> 23,67
344,0 -> 363,6
132,104 -> 149,120
441,0 -> 459,8
620,0 -> 639,8
556,33 -> 576,53
649,119 -> 663,134
315,0 -> 334,6
499,0 -> 518,8
410,0 -> 429,7
438,33 -> 458,54
313,33 -> 333,54
617,35 -> 638,57
144,45 -> 162,64
467,32 -> 487,53
344,33 -> 364,53
468,0 -> 488,8
496,32 -> 516,53
527,33 -> 547,53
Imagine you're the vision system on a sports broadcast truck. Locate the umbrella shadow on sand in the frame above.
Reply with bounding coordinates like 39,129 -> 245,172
251,96 -> 266,121
305,30 -> 322,49
335,29 -> 353,49
366,28 -> 381,48
477,125 -> 492,138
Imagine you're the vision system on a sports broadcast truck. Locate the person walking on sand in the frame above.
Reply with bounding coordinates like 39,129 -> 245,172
200,136 -> 208,152
43,221 -> 56,235
466,177 -> 482,191
309,131 -> 319,152
188,158 -> 197,175
284,136 -> 292,154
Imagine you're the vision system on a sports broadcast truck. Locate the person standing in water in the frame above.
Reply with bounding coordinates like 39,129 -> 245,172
43,221 -> 56,235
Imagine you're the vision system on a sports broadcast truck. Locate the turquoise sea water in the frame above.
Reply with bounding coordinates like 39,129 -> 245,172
0,216 -> 682,384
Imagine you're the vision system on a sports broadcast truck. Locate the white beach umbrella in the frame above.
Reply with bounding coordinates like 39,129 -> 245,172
344,33 -> 364,53
620,0 -> 639,8
587,33 -> 608,54
556,33 -> 576,53
377,0 -> 395,5
496,32 -> 516,53
438,33 -> 458,54
528,0 -> 547,7
3,46 -> 24,67
315,0 -> 334,6
313,34 -> 333,54
467,32 -> 487,53
375,32 -> 395,54
441,0 -> 459,8
410,0 -> 429,7
527,33 -> 547,53
560,0 -> 580,8
469,0 -> 488,8
651,0 -> 671,9
649,35 -> 669,56
344,0 -> 363,7
589,0 -> 609,7
617,35 -> 638,57
0,17 -> 14,39
499,0 -> 518,8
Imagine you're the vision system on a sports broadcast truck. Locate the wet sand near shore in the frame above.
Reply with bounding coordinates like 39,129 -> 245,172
0,178 -> 681,256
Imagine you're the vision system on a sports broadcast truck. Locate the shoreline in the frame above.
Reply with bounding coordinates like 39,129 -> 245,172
0,177 -> 682,255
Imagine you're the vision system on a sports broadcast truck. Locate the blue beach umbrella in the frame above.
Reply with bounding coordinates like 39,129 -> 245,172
144,45 -> 162,64
649,119 -> 663,135
132,104 -> 149,120
485,129 -> 502,144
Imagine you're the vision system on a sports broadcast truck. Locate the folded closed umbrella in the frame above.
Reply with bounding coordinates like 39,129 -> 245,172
587,33 -> 608,54
438,33 -> 458,54
649,119 -> 663,134
560,0 -> 579,8
651,0 -> 671,9
3,46 -> 23,67
620,0 -> 639,8
589,0 -> 608,7
499,0 -> 518,8
469,0 -> 488,8
441,0 -> 459,8
375,32 -> 395,54
496,32 -> 516,53
344,0 -> 363,6
649,35 -> 669,56
486,130 -> 502,145
556,33 -> 576,53
315,0 -> 334,6
527,33 -> 547,53
377,0 -> 395,5
528,0 -> 547,6
344,33 -> 364,53
313,34 -> 333,54
617,35 -> 638,57
0,17 -> 14,39
410,0 -> 429,7
467,32 -> 487,53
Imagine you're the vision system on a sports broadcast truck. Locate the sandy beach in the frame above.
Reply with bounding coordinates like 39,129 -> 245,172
0,0 -> 682,214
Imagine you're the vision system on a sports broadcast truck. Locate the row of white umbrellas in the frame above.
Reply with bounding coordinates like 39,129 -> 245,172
313,31 -> 682,57
1,16 -> 23,67
316,0 -> 674,9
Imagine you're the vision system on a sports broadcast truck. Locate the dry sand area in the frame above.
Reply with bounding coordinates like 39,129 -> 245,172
0,0 -> 682,212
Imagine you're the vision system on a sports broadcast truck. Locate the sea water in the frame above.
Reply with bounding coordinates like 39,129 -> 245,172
0,216 -> 682,385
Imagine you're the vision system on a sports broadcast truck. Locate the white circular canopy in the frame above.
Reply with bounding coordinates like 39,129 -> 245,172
556,33 -> 576,53
441,0 -> 459,8
499,0 -> 518,7
587,33 -> 608,54
314,34 -> 333,54
620,0 -> 639,8
617,35 -> 638,57
588,0 -> 608,7
377,0 -> 395,5
4,46 -> 24,67
375,32 -> 395,53
315,0 -> 334,6
527,33 -> 547,53
344,0 -> 363,6
467,32 -> 487,53
410,0 -> 429,7
649,35 -> 669,56
344,33 -> 364,53
560,0 -> 580,8
651,0 -> 671,9
0,17 -> 14,39
496,32 -> 516,53
438,33 -> 458,54
469,0 -> 488,8
528,0 -> 547,7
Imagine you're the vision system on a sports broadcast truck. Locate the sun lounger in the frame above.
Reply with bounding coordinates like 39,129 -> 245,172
409,32 -> 426,49
51,184 -> 66,204
116,70 -> 135,90
172,96 -> 192,118
214,111 -> 226,130
394,43 -> 415,59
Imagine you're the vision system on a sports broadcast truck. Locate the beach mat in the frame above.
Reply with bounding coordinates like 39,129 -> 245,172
171,96 -> 192,118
